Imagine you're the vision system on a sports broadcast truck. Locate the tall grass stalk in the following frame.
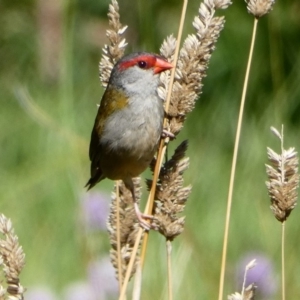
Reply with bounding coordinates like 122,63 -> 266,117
265,125 -> 299,300
115,182 -> 123,291
218,18 -> 258,300
119,229 -> 143,300
119,2 -> 188,298
281,221 -> 285,300
279,127 -> 286,300
132,262 -> 142,300
140,0 -> 188,265
166,240 -> 173,300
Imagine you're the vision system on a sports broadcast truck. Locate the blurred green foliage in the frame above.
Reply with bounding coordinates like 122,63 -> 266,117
1,0 -> 300,298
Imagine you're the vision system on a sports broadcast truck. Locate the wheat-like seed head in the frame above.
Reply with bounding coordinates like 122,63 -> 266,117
159,0 -> 231,136
152,0 -> 231,239
0,214 -> 25,299
99,0 -> 128,87
245,0 -> 275,18
147,141 -> 191,240
108,178 -> 142,282
265,126 -> 299,222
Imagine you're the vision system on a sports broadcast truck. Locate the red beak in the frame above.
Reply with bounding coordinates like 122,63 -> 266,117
153,57 -> 173,74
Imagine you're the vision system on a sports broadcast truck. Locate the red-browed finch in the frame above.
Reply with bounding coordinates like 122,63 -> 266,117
86,52 -> 173,229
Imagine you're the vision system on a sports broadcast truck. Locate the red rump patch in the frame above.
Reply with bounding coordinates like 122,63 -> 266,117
118,55 -> 157,71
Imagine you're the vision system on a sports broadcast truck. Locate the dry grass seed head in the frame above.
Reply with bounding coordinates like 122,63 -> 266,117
99,0 -> 127,87
152,0 -> 232,239
265,126 -> 299,222
159,0 -> 230,136
0,214 -> 25,299
108,178 -> 142,281
246,0 -> 275,18
158,35 -> 177,114
147,141 -> 191,240
266,146 -> 299,222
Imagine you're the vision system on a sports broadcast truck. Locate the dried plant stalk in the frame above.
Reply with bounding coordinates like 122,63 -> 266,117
99,0 -> 128,87
155,4 -> 229,242
166,240 -> 173,300
218,0 -> 274,294
265,126 -> 296,300
108,178 -> 143,282
0,214 -> 25,300
159,0 -> 231,136
148,0 -> 231,240
265,126 -> 299,222
246,0 -> 275,18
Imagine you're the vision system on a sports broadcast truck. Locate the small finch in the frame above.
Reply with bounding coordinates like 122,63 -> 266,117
86,52 -> 173,229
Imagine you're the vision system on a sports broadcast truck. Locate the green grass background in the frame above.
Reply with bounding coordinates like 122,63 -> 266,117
1,0 -> 300,298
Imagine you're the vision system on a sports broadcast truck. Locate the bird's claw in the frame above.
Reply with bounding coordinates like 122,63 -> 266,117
134,203 -> 156,231
136,212 -> 156,231
162,129 -> 175,140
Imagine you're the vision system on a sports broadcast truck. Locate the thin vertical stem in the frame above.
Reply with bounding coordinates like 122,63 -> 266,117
119,2 -> 188,298
280,125 -> 286,300
166,240 -> 173,300
116,181 -> 123,292
281,221 -> 286,300
132,260 -> 142,300
119,228 -> 143,300
218,17 -> 258,300
140,148 -> 166,267
140,0 -> 188,267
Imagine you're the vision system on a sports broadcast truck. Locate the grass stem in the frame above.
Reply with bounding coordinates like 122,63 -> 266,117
119,229 -> 143,300
118,2 -> 188,297
132,261 -> 142,300
218,17 -> 258,300
116,181 -> 123,292
281,221 -> 286,300
167,240 -> 173,300
140,0 -> 188,267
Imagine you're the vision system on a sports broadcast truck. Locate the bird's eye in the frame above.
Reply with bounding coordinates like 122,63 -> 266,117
138,61 -> 147,69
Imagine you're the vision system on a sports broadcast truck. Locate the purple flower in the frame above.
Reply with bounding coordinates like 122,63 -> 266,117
236,252 -> 277,299
63,281 -> 95,300
63,257 -> 118,300
26,286 -> 57,300
87,257 -> 119,298
80,191 -> 110,231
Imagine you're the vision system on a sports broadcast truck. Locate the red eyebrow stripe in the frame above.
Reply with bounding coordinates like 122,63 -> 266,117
118,55 -> 157,70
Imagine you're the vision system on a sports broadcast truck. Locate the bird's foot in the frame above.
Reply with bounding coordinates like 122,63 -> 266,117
162,129 -> 175,140
134,203 -> 156,231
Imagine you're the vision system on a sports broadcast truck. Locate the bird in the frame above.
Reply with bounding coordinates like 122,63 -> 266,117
86,52 -> 173,229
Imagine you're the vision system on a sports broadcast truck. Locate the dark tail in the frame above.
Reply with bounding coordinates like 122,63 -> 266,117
85,178 -> 96,191
85,169 -> 105,191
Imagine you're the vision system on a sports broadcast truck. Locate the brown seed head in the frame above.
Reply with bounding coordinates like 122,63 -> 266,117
246,0 -> 275,18
265,127 -> 299,222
